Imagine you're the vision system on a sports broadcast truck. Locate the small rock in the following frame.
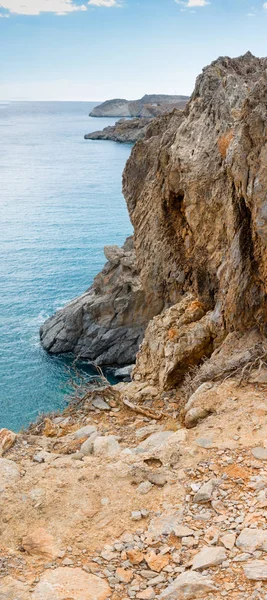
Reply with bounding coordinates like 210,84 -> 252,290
145,551 -> 169,572
72,452 -> 84,461
127,549 -> 144,565
136,588 -> 155,600
92,397 -> 110,411
173,525 -> 194,538
135,431 -> 173,453
192,546 -> 227,570
0,428 -> 16,456
244,560 -> 267,581
114,365 -> 134,378
93,436 -> 120,457
33,454 -> 45,464
80,438 -> 95,456
159,570 -> 216,599
193,479 -> 217,503
62,557 -> 73,566
115,567 -> 133,583
132,511 -> 142,521
237,528 -> 267,553
138,481 -> 154,495
73,425 -> 97,440
147,472 -> 167,487
220,533 -> 236,550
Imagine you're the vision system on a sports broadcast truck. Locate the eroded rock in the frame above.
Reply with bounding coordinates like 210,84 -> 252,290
40,237 -> 150,365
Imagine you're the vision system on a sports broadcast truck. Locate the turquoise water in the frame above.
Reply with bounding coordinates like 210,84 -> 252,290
0,101 -> 132,432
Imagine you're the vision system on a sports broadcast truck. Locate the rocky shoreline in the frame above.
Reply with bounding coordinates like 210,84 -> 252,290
84,117 -> 150,144
40,237 -> 155,366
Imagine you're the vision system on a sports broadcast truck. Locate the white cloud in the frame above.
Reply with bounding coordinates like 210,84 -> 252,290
0,0 -> 87,16
176,0 -> 209,6
88,0 -> 120,6
264,2 -> 267,9
187,0 -> 209,5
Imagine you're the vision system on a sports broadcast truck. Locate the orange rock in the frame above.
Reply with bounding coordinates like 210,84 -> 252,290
145,550 -> 169,572
115,567 -> 133,583
127,549 -> 144,565
22,527 -> 59,559
168,328 -> 178,340
0,429 -> 16,456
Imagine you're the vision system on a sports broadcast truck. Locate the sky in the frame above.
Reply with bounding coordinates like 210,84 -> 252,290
1,0 -> 267,101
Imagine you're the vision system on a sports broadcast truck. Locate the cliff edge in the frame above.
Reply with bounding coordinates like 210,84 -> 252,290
41,52 -> 267,372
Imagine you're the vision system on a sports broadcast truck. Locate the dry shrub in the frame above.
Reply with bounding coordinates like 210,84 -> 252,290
217,130 -> 234,158
180,341 -> 267,403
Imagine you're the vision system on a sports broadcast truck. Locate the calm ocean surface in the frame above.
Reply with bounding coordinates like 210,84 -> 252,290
0,101 -> 132,431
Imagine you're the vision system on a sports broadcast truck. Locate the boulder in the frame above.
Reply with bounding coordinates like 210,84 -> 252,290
31,567 -> 110,600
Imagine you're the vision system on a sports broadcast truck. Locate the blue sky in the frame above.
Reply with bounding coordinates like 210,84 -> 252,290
1,0 -> 267,100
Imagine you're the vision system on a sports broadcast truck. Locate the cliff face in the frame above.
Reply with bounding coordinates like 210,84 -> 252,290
40,237 -> 153,365
89,94 -> 189,118
123,52 -> 267,340
41,52 -> 267,371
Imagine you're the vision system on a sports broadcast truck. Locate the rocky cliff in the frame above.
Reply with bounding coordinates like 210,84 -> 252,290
40,237 -> 152,365
124,51 -> 267,342
89,94 -> 189,118
84,117 -> 150,143
41,52 -> 267,375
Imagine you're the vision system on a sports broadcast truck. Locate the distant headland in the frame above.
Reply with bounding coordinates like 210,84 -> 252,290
89,94 -> 189,118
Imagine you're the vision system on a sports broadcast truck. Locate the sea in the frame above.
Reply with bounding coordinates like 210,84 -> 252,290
0,101 -> 133,432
